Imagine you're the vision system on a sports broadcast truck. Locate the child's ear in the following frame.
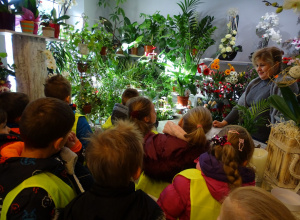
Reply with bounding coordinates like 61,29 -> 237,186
65,96 -> 71,104
133,167 -> 142,180
178,118 -> 183,127
53,137 -> 65,151
242,160 -> 248,167
143,116 -> 150,123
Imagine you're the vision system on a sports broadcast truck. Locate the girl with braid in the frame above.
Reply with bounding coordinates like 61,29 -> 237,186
127,97 -> 212,199
157,125 -> 255,220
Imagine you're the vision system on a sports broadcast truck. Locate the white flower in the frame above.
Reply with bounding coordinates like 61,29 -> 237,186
48,73 -> 57,78
230,71 -> 237,76
226,47 -> 232,52
289,66 -> 300,79
61,71 -> 70,77
225,34 -> 232,39
231,37 -> 236,41
227,8 -> 239,17
221,38 -> 226,42
219,44 -> 224,49
230,41 -> 235,45
232,30 -> 237,35
221,48 -> 226,53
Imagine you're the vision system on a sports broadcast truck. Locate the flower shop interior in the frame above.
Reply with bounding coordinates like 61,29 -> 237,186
1,0 -> 300,218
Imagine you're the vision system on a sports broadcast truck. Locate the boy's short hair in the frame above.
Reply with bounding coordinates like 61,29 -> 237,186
20,97 -> 75,149
0,109 -> 7,124
0,92 -> 29,123
86,120 -> 143,187
121,88 -> 139,105
44,75 -> 71,101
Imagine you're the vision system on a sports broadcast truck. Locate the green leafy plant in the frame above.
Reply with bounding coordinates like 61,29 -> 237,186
236,99 -> 270,134
40,8 -> 70,27
268,86 -> 300,127
0,52 -> 15,81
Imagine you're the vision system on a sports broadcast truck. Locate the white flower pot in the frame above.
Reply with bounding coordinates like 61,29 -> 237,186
42,27 -> 55,38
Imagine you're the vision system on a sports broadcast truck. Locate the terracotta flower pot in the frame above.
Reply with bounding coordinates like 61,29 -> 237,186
82,104 -> 92,114
144,45 -> 154,56
177,95 -> 189,107
0,12 -> 15,31
100,46 -> 107,55
130,47 -> 138,55
20,20 -> 34,34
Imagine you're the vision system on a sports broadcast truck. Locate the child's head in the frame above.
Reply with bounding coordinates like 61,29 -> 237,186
121,88 -> 139,105
44,75 -> 71,103
180,106 -> 212,146
210,125 -> 255,189
0,92 -> 29,124
0,109 -> 10,134
218,186 -> 296,220
20,97 -> 75,149
127,96 -> 156,136
86,120 -> 143,188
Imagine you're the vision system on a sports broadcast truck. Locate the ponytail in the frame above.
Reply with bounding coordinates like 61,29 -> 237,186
182,107 -> 212,147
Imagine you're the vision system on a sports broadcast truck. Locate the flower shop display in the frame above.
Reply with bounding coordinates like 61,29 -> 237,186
198,59 -> 258,121
256,12 -> 282,49
17,0 -> 40,34
218,8 -> 242,60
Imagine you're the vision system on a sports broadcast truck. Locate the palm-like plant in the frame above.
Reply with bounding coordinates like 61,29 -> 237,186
236,99 -> 270,134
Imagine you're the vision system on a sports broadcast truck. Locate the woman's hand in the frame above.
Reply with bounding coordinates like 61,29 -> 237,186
213,120 -> 228,128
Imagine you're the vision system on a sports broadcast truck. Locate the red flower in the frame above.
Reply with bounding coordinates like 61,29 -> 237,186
203,68 -> 210,76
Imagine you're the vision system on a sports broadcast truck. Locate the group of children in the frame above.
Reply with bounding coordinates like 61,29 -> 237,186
0,74 -> 296,220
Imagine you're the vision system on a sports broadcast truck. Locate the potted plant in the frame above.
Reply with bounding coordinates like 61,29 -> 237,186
17,0 -> 40,34
40,8 -> 70,38
0,52 -> 15,92
0,0 -> 19,31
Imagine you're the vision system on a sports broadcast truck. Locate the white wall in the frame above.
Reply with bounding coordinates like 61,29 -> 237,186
119,0 -> 298,61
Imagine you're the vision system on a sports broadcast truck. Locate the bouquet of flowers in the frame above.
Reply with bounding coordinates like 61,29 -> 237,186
0,53 -> 15,92
256,12 -> 282,48
218,8 -> 242,59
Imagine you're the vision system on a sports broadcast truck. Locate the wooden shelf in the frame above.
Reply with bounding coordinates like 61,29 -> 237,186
0,29 -> 66,42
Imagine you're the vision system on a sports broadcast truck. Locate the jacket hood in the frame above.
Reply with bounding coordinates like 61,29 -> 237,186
199,152 -> 255,202
111,103 -> 128,125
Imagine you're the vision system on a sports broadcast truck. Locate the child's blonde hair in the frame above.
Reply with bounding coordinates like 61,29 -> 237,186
86,120 -> 144,187
127,96 -> 154,136
211,125 -> 255,189
182,106 -> 212,146
219,186 -> 296,220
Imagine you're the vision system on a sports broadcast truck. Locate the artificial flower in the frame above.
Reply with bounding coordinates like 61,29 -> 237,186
232,30 -> 237,35
219,44 -> 224,49
230,41 -> 235,45
226,47 -> 233,52
215,64 -> 220,69
225,34 -> 232,39
203,68 -> 210,76
225,69 -> 231,75
221,38 -> 226,43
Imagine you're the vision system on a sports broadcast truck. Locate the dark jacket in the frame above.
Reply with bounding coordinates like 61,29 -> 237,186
0,132 -> 22,153
60,182 -> 165,220
143,132 -> 209,183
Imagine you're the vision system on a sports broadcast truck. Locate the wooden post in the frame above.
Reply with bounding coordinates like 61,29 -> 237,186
12,35 -> 47,101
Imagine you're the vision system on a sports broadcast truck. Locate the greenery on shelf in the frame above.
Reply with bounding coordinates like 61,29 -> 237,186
40,8 -> 70,27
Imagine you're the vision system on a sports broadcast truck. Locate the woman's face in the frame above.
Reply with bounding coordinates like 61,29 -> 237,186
149,103 -> 157,124
255,59 -> 277,80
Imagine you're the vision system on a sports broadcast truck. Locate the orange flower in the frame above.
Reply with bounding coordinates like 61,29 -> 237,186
215,64 -> 220,70
211,63 -> 216,69
274,74 -> 279,79
214,59 -> 220,63
225,69 -> 231,75
230,67 -> 235,72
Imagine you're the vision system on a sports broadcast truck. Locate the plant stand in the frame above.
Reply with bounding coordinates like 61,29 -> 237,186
0,30 -> 66,101
263,125 -> 300,191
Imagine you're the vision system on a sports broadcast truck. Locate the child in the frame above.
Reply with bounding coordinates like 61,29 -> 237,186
0,109 -> 10,135
44,75 -> 92,149
0,97 -> 91,219
102,87 -> 139,129
60,120 -> 164,220
128,96 -> 212,198
0,91 -> 29,134
157,125 -> 255,220
218,186 -> 296,220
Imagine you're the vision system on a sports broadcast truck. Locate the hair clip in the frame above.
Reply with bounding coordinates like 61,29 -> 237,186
228,130 -> 239,134
130,111 -> 139,119
211,135 -> 228,146
238,138 -> 244,152
224,142 -> 232,146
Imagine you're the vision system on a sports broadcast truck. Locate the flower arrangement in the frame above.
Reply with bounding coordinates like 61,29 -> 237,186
256,12 -> 282,48
198,59 -> 258,121
262,0 -> 300,14
218,8 -> 242,59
